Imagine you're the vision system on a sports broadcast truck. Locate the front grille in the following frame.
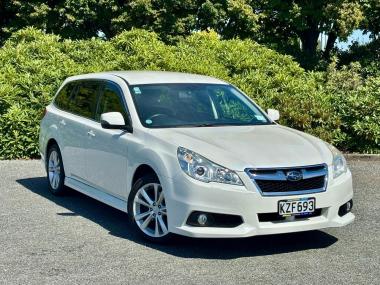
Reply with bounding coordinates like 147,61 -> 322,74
245,164 -> 328,196
256,176 -> 325,193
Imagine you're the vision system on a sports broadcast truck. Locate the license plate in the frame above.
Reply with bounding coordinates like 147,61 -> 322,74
278,198 -> 315,217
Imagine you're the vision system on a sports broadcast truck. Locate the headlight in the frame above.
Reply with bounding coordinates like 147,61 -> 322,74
177,147 -> 243,185
326,144 -> 347,179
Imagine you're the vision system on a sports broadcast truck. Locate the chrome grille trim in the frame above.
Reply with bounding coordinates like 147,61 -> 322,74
245,164 -> 328,196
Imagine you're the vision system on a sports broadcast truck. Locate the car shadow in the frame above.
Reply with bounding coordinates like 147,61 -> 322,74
17,177 -> 338,259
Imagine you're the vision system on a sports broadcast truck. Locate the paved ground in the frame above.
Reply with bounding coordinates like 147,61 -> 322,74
0,159 -> 379,284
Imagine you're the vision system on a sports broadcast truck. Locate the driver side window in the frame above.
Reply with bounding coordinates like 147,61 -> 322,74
96,82 -> 129,123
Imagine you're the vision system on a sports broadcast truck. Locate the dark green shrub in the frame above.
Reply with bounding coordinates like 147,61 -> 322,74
339,39 -> 380,78
0,27 -> 379,159
0,105 -> 41,159
325,62 -> 380,153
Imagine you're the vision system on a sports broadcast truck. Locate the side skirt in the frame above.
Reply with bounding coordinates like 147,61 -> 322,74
65,177 -> 128,213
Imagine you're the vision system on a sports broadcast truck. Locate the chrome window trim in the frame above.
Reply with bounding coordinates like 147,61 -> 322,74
244,164 -> 328,196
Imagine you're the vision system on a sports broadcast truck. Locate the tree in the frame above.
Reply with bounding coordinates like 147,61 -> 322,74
0,0 -> 117,41
0,0 -> 367,67
0,1 -> 60,41
111,0 -> 262,42
197,0 -> 261,39
111,0 -> 199,42
362,0 -> 380,38
0,0 -> 262,42
258,0 -> 364,60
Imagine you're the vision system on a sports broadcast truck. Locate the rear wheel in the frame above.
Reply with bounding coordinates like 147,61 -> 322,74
128,174 -> 172,242
46,144 -> 67,195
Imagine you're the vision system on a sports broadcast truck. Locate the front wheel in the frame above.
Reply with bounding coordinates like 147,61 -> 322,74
128,174 -> 172,242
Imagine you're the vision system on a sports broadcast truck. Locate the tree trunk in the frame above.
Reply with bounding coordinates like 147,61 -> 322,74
299,28 -> 320,57
324,31 -> 337,59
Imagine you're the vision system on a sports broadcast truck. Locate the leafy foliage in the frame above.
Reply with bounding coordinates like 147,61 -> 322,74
0,1 -> 367,63
0,28 -> 379,159
362,0 -> 380,37
339,39 -> 380,78
324,62 -> 380,152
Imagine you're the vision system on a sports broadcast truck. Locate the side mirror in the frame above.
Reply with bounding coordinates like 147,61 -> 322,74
267,109 -> 280,121
100,112 -> 132,131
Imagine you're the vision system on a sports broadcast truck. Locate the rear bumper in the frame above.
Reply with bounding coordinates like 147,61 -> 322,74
40,152 -> 46,171
162,169 -> 354,238
40,152 -> 45,163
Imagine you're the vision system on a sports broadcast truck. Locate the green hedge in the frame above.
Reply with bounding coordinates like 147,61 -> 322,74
0,28 -> 379,159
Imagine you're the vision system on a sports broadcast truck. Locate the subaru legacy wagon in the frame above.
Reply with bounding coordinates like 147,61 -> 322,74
39,71 -> 354,242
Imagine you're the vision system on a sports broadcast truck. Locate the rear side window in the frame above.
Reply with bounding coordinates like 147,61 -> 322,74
71,81 -> 100,119
54,82 -> 75,111
95,82 -> 128,122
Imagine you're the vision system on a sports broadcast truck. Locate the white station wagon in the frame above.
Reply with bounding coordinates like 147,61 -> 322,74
39,71 -> 354,242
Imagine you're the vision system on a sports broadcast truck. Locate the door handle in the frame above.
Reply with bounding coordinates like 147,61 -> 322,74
59,119 -> 66,126
87,130 -> 96,137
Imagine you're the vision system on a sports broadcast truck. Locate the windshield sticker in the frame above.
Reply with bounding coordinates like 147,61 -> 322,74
133,87 -> 142,95
255,115 -> 265,121
179,91 -> 191,99
145,119 -> 153,125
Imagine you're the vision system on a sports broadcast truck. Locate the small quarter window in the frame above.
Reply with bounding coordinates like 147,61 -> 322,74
54,82 -> 76,111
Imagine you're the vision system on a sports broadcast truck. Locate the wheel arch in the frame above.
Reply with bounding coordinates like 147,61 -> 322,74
45,138 -> 60,169
128,149 -> 174,203
46,138 -> 59,151
131,164 -> 159,188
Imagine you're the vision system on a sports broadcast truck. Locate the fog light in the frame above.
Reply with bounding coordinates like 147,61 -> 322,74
186,211 -> 243,227
338,199 -> 353,217
197,214 -> 208,225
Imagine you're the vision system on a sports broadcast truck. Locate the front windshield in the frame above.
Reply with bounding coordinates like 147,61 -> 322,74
129,83 -> 271,128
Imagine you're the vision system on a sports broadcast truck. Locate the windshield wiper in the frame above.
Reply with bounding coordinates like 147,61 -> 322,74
194,123 -> 219,127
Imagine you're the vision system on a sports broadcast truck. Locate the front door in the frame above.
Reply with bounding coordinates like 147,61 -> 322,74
85,81 -> 130,200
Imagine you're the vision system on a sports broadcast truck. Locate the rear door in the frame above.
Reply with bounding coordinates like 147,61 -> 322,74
52,81 -> 86,180
63,80 -> 101,181
85,81 -> 131,199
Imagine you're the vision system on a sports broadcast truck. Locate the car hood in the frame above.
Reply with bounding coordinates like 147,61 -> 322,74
149,124 -> 333,171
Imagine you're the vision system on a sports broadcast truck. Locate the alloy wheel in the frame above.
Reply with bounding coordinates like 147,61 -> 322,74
48,150 -> 61,190
132,183 -> 169,238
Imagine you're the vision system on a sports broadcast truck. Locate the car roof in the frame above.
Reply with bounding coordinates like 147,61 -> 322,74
65,71 -> 228,85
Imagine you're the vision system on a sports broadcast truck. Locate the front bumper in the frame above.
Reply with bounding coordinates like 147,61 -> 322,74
162,169 -> 354,238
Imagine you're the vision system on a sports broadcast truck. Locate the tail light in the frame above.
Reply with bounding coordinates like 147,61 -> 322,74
42,107 -> 47,119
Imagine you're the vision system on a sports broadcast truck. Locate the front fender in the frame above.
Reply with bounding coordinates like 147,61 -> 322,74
129,145 -> 177,180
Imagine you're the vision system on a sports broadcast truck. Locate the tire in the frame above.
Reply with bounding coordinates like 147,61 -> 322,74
128,174 -> 173,243
46,144 -> 68,195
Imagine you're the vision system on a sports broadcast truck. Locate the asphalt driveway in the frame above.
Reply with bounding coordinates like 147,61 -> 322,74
0,159 -> 379,284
